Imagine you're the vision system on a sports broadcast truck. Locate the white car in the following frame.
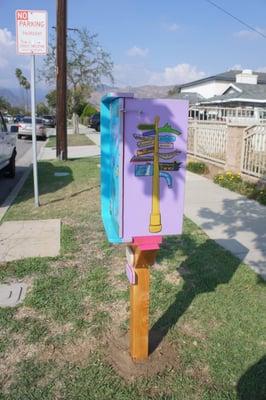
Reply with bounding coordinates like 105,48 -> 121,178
18,117 -> 47,140
0,112 -> 17,178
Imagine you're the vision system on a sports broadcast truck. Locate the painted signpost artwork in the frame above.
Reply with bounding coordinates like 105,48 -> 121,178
101,93 -> 188,360
132,117 -> 182,233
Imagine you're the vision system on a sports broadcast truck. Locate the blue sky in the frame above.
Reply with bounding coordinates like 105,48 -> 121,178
1,0 -> 266,88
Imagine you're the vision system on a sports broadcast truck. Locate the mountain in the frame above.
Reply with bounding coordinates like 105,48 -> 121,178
0,88 -> 21,106
0,84 -> 175,109
89,84 -> 175,107
0,87 -> 47,106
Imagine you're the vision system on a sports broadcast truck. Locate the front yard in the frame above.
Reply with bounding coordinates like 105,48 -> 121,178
46,134 -> 94,148
0,157 -> 265,399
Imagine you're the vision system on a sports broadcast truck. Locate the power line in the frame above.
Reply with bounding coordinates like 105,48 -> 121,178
204,0 -> 266,39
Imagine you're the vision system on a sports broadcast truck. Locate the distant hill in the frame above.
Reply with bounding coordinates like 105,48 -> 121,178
89,84 -> 175,107
0,84 -> 175,109
0,88 -> 21,106
0,87 -> 47,106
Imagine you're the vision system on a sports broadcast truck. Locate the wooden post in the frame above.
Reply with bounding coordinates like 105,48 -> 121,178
130,246 -> 157,361
56,0 -> 67,160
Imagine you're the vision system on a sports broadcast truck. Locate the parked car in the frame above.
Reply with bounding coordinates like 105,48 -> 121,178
3,114 -> 13,123
17,117 -> 47,140
14,114 -> 24,123
88,112 -> 100,132
0,111 -> 17,178
42,115 -> 56,128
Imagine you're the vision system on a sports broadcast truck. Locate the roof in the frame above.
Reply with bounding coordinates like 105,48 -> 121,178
171,91 -> 204,104
199,83 -> 266,105
177,70 -> 266,89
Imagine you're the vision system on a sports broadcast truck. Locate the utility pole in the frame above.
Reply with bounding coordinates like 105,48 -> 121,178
56,0 -> 67,160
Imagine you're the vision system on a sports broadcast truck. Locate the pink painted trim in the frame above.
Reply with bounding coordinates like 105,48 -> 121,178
132,236 -> 162,250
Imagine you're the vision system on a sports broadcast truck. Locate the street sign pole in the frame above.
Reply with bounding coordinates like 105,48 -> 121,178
30,55 -> 39,207
16,9 -> 48,207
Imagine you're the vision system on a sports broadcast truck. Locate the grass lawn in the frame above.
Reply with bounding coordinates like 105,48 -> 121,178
46,134 -> 94,147
0,157 -> 265,399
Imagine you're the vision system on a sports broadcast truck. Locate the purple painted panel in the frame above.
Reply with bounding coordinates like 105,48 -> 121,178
122,98 -> 188,241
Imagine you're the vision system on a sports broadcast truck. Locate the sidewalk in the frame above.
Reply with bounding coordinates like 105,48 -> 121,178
40,125 -> 100,160
40,145 -> 100,160
184,171 -> 266,278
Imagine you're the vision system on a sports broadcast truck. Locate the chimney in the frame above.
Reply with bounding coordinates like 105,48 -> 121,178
236,69 -> 258,84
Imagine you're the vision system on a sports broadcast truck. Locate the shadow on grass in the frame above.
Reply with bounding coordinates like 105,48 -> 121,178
11,162 -> 73,206
237,355 -> 266,400
41,185 -> 100,206
149,235 -> 247,354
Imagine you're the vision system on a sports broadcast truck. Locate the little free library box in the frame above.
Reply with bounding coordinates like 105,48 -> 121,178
101,93 -> 189,361
101,92 -> 188,243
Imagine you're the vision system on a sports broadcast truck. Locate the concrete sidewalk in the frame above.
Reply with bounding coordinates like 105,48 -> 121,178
0,219 -> 61,262
40,145 -> 100,160
39,125 -> 100,160
85,129 -> 100,146
184,171 -> 266,278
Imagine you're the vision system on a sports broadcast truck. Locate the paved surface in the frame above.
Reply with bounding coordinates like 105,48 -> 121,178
86,129 -> 100,146
0,283 -> 27,307
0,138 -> 45,206
40,144 -> 100,160
0,219 -> 61,262
184,172 -> 266,278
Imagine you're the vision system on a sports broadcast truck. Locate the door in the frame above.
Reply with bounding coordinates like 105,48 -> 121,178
122,98 -> 188,241
0,113 -> 8,167
109,98 -> 124,237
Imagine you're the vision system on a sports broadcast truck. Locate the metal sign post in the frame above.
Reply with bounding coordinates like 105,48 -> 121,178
30,55 -> 39,207
16,9 -> 48,207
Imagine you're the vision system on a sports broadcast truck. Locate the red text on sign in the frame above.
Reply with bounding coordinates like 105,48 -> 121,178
16,11 -> 28,20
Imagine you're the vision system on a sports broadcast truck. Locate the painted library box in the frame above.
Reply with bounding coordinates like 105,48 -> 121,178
101,92 -> 188,244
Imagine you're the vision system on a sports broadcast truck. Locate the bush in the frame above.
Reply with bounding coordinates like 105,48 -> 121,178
214,171 -> 266,206
186,161 -> 209,174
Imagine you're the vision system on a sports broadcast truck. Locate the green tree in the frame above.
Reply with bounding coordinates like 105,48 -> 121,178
81,103 -> 97,118
37,102 -> 50,116
0,96 -> 11,112
41,28 -> 113,133
15,68 -> 31,112
80,102 -> 97,124
46,89 -> 72,116
168,86 -> 181,97
45,90 -> 57,111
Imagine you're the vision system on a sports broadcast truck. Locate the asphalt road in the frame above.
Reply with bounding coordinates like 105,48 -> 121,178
0,137 -> 47,206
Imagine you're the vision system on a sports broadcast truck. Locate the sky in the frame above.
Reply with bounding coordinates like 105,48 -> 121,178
1,0 -> 266,89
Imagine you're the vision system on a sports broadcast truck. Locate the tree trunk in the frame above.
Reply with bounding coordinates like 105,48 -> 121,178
72,113 -> 79,134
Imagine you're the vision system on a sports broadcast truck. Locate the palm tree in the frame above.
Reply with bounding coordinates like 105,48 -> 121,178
15,68 -> 30,113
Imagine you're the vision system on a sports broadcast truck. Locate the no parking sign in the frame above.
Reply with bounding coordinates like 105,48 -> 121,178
16,10 -> 48,55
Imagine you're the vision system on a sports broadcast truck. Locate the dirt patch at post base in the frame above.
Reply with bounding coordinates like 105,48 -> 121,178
106,331 -> 180,381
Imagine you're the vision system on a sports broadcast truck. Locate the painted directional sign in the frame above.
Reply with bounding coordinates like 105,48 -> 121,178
16,10 -> 48,55
101,93 -> 188,243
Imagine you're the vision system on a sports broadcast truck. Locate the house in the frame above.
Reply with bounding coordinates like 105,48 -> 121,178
198,82 -> 266,109
175,69 -> 266,101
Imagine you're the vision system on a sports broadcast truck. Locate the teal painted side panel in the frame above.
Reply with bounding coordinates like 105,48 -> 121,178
100,96 -> 122,243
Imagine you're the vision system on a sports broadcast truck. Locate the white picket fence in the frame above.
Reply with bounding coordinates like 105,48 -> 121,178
241,125 -> 266,179
188,121 -> 227,165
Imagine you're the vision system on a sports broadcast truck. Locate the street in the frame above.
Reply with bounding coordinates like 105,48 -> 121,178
0,131 -> 53,206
